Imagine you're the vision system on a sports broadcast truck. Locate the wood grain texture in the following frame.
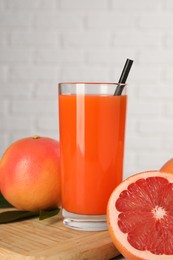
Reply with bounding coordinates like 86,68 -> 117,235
0,209 -> 120,259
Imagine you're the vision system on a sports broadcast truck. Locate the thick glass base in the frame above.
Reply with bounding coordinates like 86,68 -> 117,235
62,209 -> 108,231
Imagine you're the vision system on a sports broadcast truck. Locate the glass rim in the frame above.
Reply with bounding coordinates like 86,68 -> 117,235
58,82 -> 127,86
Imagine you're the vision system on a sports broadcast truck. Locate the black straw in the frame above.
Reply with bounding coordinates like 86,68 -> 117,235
114,58 -> 133,96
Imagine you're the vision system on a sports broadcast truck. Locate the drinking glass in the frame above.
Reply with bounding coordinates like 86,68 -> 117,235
58,82 -> 127,231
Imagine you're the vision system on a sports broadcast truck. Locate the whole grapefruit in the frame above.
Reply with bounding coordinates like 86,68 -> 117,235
0,136 -> 61,211
107,170 -> 173,260
161,158 -> 173,173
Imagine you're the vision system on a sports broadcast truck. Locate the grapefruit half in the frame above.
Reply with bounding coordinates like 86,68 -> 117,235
107,171 -> 173,260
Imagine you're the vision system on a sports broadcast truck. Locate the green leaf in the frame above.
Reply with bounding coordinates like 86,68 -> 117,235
0,193 -> 13,208
0,206 -> 60,224
39,208 -> 60,220
0,210 -> 39,224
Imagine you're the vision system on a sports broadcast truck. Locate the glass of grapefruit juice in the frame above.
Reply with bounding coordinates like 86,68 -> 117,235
58,82 -> 127,231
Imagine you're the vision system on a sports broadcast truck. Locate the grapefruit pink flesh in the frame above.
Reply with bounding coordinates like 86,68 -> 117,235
107,171 -> 173,260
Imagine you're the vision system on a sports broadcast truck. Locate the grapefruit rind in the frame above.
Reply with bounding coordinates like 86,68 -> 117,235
0,136 -> 61,211
107,171 -> 173,260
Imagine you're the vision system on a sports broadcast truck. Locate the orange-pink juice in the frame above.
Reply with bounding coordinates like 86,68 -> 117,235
59,94 -> 127,215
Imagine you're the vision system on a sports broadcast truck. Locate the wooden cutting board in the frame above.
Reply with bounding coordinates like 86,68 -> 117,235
0,209 -> 120,259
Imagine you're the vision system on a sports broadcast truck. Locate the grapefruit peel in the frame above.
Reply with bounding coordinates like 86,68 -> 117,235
0,136 -> 61,211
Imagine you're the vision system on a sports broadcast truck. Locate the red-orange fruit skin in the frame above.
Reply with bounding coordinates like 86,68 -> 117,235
0,136 -> 61,211
160,158 -> 173,173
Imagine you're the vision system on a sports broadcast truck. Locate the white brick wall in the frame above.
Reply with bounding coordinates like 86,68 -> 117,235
1,0 -> 173,179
